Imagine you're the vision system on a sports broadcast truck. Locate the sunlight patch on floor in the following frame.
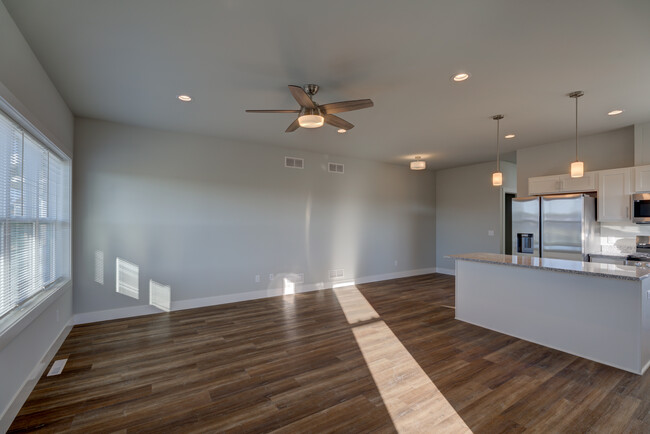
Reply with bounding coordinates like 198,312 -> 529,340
334,284 -> 471,433
333,283 -> 379,324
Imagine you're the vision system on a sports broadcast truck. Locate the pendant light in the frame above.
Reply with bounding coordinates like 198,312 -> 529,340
569,91 -> 584,178
410,156 -> 426,170
492,114 -> 504,186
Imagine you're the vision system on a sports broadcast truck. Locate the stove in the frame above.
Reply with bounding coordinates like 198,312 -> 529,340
626,236 -> 650,265
626,253 -> 650,262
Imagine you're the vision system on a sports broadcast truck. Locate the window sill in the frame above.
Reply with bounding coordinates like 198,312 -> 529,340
0,279 -> 71,352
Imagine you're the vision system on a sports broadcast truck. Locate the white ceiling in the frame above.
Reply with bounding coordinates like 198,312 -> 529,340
4,0 -> 650,169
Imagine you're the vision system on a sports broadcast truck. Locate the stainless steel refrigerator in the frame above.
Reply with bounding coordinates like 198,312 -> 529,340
512,194 -> 599,261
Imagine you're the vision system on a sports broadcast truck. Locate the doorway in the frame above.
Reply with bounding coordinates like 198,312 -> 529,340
504,193 -> 515,255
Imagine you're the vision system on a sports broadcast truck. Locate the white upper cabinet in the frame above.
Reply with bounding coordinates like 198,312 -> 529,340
598,167 -> 631,222
634,165 -> 650,193
560,172 -> 598,193
528,175 -> 561,195
528,172 -> 597,195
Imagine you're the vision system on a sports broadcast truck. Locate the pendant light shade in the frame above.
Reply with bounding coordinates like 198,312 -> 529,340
569,91 -> 584,178
571,161 -> 584,178
410,156 -> 426,170
492,114 -> 504,186
492,171 -> 503,186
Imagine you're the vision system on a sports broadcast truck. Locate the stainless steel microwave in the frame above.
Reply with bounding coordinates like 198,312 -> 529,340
633,193 -> 650,224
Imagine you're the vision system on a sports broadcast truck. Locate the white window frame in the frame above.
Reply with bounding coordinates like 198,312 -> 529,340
0,96 -> 72,350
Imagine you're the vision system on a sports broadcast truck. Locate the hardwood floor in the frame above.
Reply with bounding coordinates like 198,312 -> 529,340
9,273 -> 650,432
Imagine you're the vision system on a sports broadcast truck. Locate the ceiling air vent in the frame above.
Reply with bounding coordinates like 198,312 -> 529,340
285,157 -> 304,169
328,163 -> 344,174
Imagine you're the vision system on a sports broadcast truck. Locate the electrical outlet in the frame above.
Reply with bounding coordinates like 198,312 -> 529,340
488,230 -> 495,236
269,273 -> 274,281
255,275 -> 260,283
394,260 -> 398,267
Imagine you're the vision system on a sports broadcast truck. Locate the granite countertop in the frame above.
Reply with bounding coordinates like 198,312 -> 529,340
448,252 -> 650,281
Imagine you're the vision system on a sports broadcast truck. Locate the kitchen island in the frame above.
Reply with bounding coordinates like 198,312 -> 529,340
449,253 -> 650,374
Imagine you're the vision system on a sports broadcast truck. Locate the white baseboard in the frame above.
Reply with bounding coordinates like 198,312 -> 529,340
435,267 -> 455,275
0,319 -> 72,433
74,267 -> 438,324
73,304 -> 162,325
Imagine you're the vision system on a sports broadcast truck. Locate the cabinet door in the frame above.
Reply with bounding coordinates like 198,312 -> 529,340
560,172 -> 598,192
528,175 -> 561,195
634,165 -> 650,192
598,168 -> 631,222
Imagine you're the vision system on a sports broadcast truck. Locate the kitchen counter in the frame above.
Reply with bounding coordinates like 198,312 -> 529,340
449,252 -> 650,374
449,252 -> 650,281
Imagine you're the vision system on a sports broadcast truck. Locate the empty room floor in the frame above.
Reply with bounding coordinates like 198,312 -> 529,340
9,274 -> 650,432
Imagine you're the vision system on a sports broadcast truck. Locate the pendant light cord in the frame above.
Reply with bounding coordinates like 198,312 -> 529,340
492,114 -> 503,172
575,95 -> 578,162
496,118 -> 500,172
569,91 -> 583,162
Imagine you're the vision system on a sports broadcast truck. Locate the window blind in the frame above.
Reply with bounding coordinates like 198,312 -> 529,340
0,109 -> 70,318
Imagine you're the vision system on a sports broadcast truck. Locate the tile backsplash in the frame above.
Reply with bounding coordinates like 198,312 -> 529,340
598,223 -> 650,255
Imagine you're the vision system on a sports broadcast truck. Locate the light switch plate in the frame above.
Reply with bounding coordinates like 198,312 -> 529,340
488,230 -> 495,236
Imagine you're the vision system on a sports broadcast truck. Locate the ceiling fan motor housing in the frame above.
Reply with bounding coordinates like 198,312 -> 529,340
303,84 -> 319,96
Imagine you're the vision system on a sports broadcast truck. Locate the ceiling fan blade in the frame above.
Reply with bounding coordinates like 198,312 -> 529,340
285,118 -> 300,133
324,114 -> 354,130
320,99 -> 374,114
246,109 -> 300,113
288,85 -> 315,108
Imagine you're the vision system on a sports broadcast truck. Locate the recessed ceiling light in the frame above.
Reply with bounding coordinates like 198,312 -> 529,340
177,94 -> 192,102
505,134 -> 516,139
337,129 -> 347,134
451,72 -> 470,82
607,109 -> 624,116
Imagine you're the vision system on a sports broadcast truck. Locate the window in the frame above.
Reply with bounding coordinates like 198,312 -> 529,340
0,109 -> 70,319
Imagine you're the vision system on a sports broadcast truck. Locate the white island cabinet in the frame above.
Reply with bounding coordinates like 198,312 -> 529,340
449,253 -> 650,374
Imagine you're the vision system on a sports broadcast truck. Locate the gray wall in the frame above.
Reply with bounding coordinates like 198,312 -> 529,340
516,127 -> 634,196
73,118 -> 436,315
0,2 -> 74,429
0,2 -> 73,156
435,160 -> 516,271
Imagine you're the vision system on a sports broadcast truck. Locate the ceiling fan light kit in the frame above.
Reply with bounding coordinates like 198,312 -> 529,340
298,107 -> 324,128
246,84 -> 373,133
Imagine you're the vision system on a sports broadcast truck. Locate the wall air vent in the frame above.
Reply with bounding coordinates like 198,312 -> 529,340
285,157 -> 304,169
47,359 -> 68,376
328,163 -> 344,174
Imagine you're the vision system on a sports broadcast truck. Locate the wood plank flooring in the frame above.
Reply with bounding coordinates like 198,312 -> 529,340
9,273 -> 650,432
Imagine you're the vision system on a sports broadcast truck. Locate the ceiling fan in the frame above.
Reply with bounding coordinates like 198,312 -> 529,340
245,84 -> 374,133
